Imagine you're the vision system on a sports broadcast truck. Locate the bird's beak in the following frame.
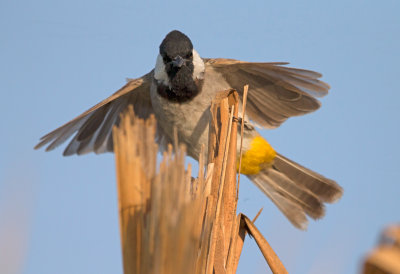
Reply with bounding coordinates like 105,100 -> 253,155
172,55 -> 185,68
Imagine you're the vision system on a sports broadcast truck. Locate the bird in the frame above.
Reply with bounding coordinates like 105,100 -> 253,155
35,30 -> 343,229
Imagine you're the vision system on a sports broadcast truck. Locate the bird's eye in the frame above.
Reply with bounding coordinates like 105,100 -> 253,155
163,56 -> 171,62
186,52 -> 193,58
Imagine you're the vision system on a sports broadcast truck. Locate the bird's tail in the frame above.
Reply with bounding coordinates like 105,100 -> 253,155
248,153 -> 343,230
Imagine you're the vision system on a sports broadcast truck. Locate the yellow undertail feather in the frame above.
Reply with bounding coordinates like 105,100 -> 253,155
238,136 -> 276,175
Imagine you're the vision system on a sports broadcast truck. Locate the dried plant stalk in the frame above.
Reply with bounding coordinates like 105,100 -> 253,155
113,106 -> 212,274
205,89 -> 239,274
362,224 -> 400,274
113,89 -> 288,274
113,106 -> 155,274
242,216 -> 288,274
236,84 -> 249,200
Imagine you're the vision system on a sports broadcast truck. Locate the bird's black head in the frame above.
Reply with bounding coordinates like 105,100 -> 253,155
159,30 -> 193,68
157,30 -> 200,102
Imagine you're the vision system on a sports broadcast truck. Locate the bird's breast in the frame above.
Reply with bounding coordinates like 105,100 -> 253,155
150,67 -> 244,159
150,79 -> 211,158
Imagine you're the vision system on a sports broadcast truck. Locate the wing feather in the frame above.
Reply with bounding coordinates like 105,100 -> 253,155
248,65 -> 329,97
93,98 -> 127,153
205,58 -> 329,128
76,103 -> 111,142
35,71 -> 157,156
41,117 -> 89,152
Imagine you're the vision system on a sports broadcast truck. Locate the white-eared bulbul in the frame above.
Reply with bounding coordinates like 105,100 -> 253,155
35,30 -> 343,229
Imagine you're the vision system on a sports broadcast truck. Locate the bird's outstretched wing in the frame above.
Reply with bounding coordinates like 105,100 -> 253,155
35,71 -> 156,156
204,58 -> 330,128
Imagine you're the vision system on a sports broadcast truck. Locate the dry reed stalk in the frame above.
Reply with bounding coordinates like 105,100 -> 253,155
236,84 -> 249,201
113,89 -> 288,274
242,216 -> 288,274
205,89 -> 239,274
113,106 -> 155,274
362,224 -> 400,274
205,90 -> 287,274
113,106 -> 212,274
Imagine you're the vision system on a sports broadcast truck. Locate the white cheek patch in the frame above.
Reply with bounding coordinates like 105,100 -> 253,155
192,49 -> 205,80
154,54 -> 170,86
154,50 -> 205,85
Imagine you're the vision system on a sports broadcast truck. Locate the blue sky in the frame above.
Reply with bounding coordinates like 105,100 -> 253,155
1,0 -> 399,273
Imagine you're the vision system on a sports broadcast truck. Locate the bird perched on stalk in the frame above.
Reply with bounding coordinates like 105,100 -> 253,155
35,30 -> 343,229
